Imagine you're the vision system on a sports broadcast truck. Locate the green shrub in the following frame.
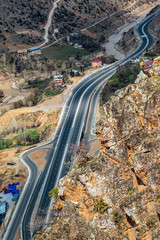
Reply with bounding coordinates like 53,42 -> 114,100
94,199 -> 109,213
112,209 -> 121,223
15,174 -> 20,177
102,62 -> 140,102
49,188 -> 58,199
27,129 -> 40,144
4,139 -> 13,148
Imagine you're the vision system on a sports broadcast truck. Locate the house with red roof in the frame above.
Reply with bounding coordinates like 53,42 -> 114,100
143,60 -> 153,71
146,60 -> 153,65
143,65 -> 152,70
131,57 -> 140,63
92,59 -> 102,68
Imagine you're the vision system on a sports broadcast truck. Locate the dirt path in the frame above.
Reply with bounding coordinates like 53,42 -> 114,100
39,0 -> 61,47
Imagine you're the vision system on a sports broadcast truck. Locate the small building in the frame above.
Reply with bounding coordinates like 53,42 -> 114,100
143,64 -> 152,70
28,46 -> 41,55
70,69 -> 80,77
54,75 -> 63,79
28,47 -> 41,55
0,202 -> 7,223
54,28 -> 59,33
92,59 -> 102,68
17,49 -> 27,55
28,46 -> 40,52
146,60 -> 153,65
74,43 -> 83,49
53,75 -> 64,86
54,78 -> 64,86
143,60 -> 153,71
131,57 -> 140,63
70,33 -> 79,37
143,58 -> 149,62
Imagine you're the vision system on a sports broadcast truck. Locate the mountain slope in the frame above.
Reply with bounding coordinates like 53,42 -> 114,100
0,0 -> 51,30
53,0 -> 158,35
33,57 -> 160,240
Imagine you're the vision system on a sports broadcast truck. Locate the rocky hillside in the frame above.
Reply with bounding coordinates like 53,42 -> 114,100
150,11 -> 160,38
33,57 -> 160,240
53,0 -> 157,36
118,5 -> 160,55
117,27 -> 140,55
0,0 -> 51,52
149,10 -> 160,53
0,0 -> 51,31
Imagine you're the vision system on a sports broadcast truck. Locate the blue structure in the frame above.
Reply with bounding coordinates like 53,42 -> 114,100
4,190 -> 11,194
12,193 -> 19,202
0,202 -> 7,223
70,33 -> 78,37
28,46 -> 40,52
5,183 -> 20,201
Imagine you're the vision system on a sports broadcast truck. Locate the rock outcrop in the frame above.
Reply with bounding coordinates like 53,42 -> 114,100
33,57 -> 160,240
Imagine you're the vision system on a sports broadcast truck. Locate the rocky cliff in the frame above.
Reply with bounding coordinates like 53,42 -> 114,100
33,57 -> 160,240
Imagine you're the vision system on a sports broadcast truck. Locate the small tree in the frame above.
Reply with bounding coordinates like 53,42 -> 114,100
27,129 -> 40,144
49,188 -> 58,199
112,209 -> 122,223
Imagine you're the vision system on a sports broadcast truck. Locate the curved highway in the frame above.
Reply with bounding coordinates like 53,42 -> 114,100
3,9 -> 159,240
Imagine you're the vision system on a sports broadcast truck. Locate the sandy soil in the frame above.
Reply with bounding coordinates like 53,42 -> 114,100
29,149 -> 47,172
0,146 -> 33,188
103,7 -> 157,59
0,78 -> 30,103
89,139 -> 101,156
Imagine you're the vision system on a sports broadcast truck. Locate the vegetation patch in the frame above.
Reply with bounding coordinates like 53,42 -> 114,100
45,89 -> 62,96
144,50 -> 159,57
102,62 -> 141,102
94,199 -> 109,213
49,188 -> 58,199
0,128 -> 40,150
42,43 -> 90,60
112,209 -> 122,223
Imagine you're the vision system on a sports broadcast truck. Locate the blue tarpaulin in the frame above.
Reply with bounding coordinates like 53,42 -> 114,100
28,47 -> 40,52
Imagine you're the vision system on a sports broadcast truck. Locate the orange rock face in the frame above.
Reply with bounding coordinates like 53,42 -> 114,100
34,59 -> 160,240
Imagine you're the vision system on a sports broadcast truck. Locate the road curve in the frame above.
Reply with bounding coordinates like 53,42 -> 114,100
24,11 -> 158,240
3,9 -> 159,240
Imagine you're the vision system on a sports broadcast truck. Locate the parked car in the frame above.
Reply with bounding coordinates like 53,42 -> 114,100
6,162 -> 16,165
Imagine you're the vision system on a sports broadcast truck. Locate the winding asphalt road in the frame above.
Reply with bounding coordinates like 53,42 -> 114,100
3,9 -> 159,240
